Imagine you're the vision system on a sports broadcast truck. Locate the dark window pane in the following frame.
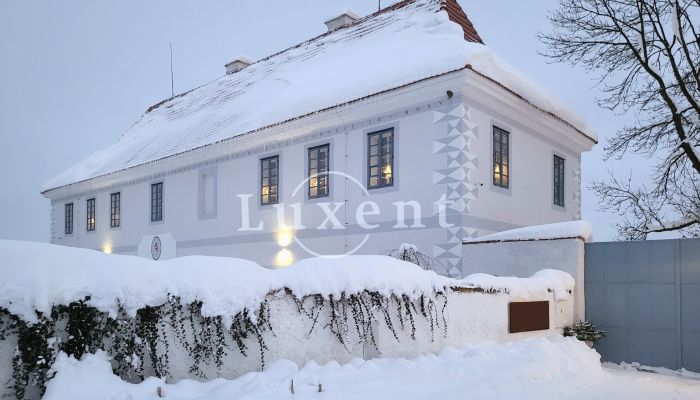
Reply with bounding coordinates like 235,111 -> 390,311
64,203 -> 73,235
308,144 -> 330,199
554,156 -> 565,206
261,156 -> 279,205
493,126 -> 510,188
367,129 -> 394,189
86,198 -> 95,231
151,183 -> 163,222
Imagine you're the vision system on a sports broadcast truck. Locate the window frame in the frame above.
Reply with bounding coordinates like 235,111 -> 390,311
307,143 -> 330,199
110,192 -> 121,228
366,128 -> 395,190
64,203 -> 73,235
260,155 -> 280,206
198,167 -> 218,219
553,155 -> 566,207
492,126 -> 510,189
86,198 -> 96,232
150,182 -> 163,222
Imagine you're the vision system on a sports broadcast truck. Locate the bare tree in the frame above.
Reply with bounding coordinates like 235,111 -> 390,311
539,0 -> 700,239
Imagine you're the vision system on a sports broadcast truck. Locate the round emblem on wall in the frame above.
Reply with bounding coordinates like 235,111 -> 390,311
151,236 -> 162,260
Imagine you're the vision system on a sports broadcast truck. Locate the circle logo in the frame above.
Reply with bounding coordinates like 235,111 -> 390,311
151,236 -> 162,260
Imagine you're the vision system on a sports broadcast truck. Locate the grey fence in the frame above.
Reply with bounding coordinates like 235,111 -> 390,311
585,238 -> 700,372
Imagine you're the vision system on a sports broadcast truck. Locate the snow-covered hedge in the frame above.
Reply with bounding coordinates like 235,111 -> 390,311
0,240 -> 574,399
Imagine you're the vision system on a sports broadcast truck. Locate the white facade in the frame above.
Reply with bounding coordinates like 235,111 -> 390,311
44,69 -> 595,275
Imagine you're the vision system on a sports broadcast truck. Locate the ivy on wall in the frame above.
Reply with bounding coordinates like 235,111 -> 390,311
0,289 -> 448,400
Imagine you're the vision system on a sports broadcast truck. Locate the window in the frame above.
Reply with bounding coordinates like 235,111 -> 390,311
553,155 -> 565,207
86,198 -> 96,232
493,126 -> 510,188
308,144 -> 330,199
367,128 -> 394,189
151,182 -> 163,222
64,203 -> 73,235
199,171 -> 217,217
110,192 -> 121,228
260,156 -> 279,205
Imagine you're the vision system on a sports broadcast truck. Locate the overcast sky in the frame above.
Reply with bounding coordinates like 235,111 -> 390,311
0,0 -> 662,243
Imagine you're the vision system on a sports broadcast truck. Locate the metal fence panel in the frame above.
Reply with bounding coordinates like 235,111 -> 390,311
585,238 -> 700,371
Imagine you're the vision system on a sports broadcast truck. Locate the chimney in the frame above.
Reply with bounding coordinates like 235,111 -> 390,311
324,9 -> 360,31
225,56 -> 253,75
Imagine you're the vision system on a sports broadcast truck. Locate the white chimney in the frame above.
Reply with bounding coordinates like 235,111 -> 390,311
225,56 -> 253,75
324,9 -> 360,31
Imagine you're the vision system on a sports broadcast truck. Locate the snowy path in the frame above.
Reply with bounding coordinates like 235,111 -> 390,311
44,337 -> 700,400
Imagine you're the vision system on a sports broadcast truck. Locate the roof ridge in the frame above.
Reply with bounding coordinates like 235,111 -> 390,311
144,0 -> 485,116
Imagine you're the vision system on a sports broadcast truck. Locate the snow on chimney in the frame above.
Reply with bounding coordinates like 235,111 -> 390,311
225,56 -> 253,75
324,9 -> 360,31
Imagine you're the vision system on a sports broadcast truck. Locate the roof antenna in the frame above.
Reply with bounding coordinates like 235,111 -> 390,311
169,42 -> 175,98
378,1 -> 381,11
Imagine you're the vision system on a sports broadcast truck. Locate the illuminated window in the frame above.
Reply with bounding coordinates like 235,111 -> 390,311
86,198 -> 96,232
110,192 -> 120,228
367,128 -> 394,189
553,155 -> 565,207
308,144 -> 330,199
260,156 -> 279,205
493,126 -> 509,188
151,183 -> 163,222
64,203 -> 73,235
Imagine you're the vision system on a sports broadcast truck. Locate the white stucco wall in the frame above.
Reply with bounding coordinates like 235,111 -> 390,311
46,71 -> 594,274
461,238 -> 585,321
0,289 -> 573,392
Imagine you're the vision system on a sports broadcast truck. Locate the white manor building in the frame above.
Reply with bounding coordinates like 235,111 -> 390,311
41,0 -> 596,276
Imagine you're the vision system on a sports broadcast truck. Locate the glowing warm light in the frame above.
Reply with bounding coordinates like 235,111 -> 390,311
102,244 -> 112,254
277,227 -> 293,247
383,164 -> 392,178
275,248 -> 294,267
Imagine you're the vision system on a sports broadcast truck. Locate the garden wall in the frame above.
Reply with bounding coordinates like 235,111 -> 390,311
0,288 -> 572,399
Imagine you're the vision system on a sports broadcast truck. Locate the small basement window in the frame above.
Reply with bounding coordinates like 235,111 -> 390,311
493,126 -> 510,188
367,128 -> 394,189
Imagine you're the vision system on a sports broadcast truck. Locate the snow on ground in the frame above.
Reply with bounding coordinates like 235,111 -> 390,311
43,336 -> 700,400
466,220 -> 594,243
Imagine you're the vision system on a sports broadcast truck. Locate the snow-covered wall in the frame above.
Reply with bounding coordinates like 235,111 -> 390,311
462,222 -> 587,320
0,241 -> 575,399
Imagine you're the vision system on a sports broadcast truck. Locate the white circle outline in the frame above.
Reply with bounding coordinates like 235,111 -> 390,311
290,170 -> 372,259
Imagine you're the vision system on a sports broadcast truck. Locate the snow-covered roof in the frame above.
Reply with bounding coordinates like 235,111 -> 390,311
42,0 -> 596,193
464,221 -> 593,243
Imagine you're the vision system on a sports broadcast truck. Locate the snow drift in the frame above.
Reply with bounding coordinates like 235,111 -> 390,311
0,239 -> 573,324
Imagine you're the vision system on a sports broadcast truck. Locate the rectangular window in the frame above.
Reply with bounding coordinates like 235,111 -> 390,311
86,198 -> 96,232
151,182 -> 163,222
493,126 -> 510,188
308,144 -> 330,199
553,155 -> 565,207
110,192 -> 121,228
260,156 -> 279,205
200,172 -> 216,217
64,203 -> 73,235
367,128 -> 394,189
